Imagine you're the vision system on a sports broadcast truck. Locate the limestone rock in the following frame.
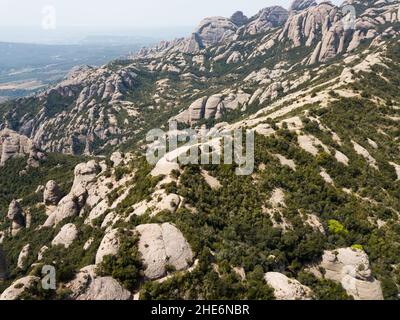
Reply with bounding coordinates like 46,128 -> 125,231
52,223 -> 78,248
316,248 -> 384,300
264,272 -> 312,300
110,152 -> 124,167
0,129 -> 39,166
195,17 -> 238,46
37,246 -> 49,261
136,223 -> 194,280
66,265 -> 132,300
289,0 -> 317,12
44,180 -> 62,206
246,6 -> 288,35
17,244 -> 30,269
230,11 -> 248,26
95,229 -> 121,265
0,276 -> 40,300
43,195 -> 82,228
7,200 -> 25,236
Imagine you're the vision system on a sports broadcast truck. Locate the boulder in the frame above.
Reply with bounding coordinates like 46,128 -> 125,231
264,272 -> 312,300
95,229 -> 121,265
37,246 -> 49,261
17,244 -> 31,269
316,248 -> 384,300
136,223 -> 194,280
66,265 -> 132,300
44,180 -> 62,206
230,11 -> 248,26
52,223 -> 78,248
246,6 -> 288,35
289,0 -> 317,12
195,17 -> 238,46
43,195 -> 81,228
0,276 -> 40,300
7,200 -> 25,236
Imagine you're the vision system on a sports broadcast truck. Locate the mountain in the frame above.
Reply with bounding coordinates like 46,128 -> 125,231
0,0 -> 400,300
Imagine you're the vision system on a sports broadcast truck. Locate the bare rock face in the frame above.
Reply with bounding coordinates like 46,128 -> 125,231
0,245 -> 6,280
0,129 -> 44,167
7,200 -> 25,236
0,276 -> 40,300
72,160 -> 100,192
246,6 -> 289,35
316,248 -> 384,300
17,244 -> 30,269
174,91 -> 250,124
66,265 -> 132,300
195,17 -> 238,46
95,229 -> 121,265
43,160 -> 99,227
289,0 -> 317,12
43,194 -> 82,228
136,223 -> 194,280
230,11 -> 248,26
44,180 -> 62,206
52,223 -> 78,248
265,272 -> 313,300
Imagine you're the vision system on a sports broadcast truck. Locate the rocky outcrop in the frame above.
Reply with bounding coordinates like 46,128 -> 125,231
136,223 -> 194,280
7,200 -> 25,236
245,6 -> 288,35
0,245 -> 6,280
17,244 -> 30,269
174,91 -> 250,124
195,17 -> 238,46
95,229 -> 121,265
289,0 -> 317,12
0,276 -> 40,300
66,265 -> 132,300
230,11 -> 248,26
0,129 -> 44,167
43,160 -> 100,227
265,272 -> 313,300
314,248 -> 384,300
44,180 -> 62,206
52,223 -> 78,248
43,194 -> 83,228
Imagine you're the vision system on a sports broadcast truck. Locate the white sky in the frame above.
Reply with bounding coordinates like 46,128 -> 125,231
0,0 -> 341,28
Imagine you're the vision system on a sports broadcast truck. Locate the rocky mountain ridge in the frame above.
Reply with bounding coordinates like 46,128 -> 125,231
0,0 -> 400,301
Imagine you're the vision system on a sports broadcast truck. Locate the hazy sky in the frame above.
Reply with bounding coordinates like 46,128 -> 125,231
0,0 -> 340,28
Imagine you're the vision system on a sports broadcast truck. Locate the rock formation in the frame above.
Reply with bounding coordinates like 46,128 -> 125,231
136,223 -> 194,280
17,244 -> 30,269
265,272 -> 313,300
313,248 -> 384,300
52,224 -> 78,248
66,265 -> 132,300
230,11 -> 248,26
95,229 -> 121,265
0,276 -> 40,300
44,180 -> 62,206
43,160 -> 100,227
245,6 -> 288,35
7,200 -> 25,236
289,0 -> 317,12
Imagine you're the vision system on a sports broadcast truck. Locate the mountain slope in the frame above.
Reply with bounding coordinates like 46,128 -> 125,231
0,0 -> 400,300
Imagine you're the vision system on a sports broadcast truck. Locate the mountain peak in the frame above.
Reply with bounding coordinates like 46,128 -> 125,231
289,0 -> 318,12
230,11 -> 249,26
